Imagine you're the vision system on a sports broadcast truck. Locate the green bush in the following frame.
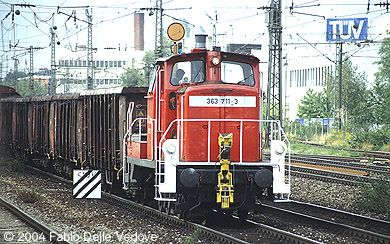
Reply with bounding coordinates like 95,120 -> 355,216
323,130 -> 351,148
348,126 -> 390,150
355,178 -> 390,215
6,160 -> 25,172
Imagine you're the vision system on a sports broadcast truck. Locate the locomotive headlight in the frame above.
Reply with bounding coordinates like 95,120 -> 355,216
212,57 -> 220,66
167,144 -> 176,154
275,144 -> 285,154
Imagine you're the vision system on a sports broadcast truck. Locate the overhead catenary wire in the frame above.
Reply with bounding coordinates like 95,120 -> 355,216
0,0 -> 388,74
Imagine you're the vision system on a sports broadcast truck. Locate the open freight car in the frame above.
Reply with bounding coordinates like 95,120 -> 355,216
0,87 -> 147,191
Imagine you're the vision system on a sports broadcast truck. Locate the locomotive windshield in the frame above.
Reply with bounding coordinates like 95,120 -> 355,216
221,61 -> 255,86
170,60 -> 205,85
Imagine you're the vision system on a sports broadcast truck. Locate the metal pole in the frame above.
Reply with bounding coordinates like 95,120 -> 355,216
29,46 -> 34,95
86,8 -> 94,90
264,0 -> 283,145
13,58 -> 17,90
338,43 -> 342,130
154,0 -> 163,59
49,27 -> 56,95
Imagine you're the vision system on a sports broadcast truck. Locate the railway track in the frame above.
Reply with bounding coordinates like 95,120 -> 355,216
30,165 -> 321,243
291,154 -> 390,177
204,211 -> 322,244
265,153 -> 378,185
269,151 -> 388,184
256,201 -> 390,244
290,165 -> 370,185
106,192 -> 324,244
29,163 -> 390,243
0,196 -> 71,244
295,139 -> 390,161
287,153 -> 390,185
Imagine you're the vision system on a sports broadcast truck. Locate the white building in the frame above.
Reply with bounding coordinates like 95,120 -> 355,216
56,45 -> 145,94
284,44 -> 335,121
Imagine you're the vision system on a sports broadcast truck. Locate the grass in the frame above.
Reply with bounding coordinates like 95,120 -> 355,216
185,220 -> 206,244
355,177 -> 390,215
289,140 -> 363,157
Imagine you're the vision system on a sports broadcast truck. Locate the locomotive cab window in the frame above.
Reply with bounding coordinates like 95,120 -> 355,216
170,60 -> 205,86
221,61 -> 255,86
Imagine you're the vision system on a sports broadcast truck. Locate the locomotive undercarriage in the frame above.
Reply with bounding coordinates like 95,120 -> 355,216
175,165 -> 272,219
124,157 -> 274,220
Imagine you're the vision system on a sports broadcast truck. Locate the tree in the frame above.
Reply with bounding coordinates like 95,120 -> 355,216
14,78 -> 47,96
297,88 -> 332,118
325,59 -> 370,126
143,51 -> 156,86
121,38 -> 173,88
371,30 -> 390,126
120,67 -> 144,87
1,71 -> 47,96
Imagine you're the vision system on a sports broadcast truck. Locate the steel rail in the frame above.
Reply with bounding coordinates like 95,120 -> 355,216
0,196 -> 72,244
290,169 -> 362,185
294,140 -> 390,160
291,164 -> 371,183
27,165 -> 320,243
243,217 -> 322,244
291,154 -> 390,176
261,202 -> 390,243
291,200 -> 390,235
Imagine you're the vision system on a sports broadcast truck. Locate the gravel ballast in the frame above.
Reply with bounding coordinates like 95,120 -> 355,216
0,144 -> 388,244
0,147 -> 207,244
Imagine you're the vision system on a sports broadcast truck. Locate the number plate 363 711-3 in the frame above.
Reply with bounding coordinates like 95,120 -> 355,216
189,96 -> 256,107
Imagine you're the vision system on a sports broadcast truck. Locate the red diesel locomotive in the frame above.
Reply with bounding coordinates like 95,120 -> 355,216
123,35 -> 290,219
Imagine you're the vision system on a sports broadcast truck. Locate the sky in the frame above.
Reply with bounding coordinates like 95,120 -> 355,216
0,0 -> 389,82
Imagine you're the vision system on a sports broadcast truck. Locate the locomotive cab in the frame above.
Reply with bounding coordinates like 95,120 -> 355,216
124,35 -> 290,219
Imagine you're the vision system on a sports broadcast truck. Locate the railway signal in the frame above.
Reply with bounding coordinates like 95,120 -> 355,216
73,170 -> 101,199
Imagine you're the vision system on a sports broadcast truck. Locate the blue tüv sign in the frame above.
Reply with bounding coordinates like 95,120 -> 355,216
326,18 -> 368,42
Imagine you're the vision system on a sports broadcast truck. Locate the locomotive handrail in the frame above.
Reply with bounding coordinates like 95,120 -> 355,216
159,118 -> 289,164
122,102 -> 134,190
155,118 -> 291,201
122,102 -> 149,190
128,118 -> 148,142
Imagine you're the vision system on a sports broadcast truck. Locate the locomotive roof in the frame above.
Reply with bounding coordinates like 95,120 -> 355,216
160,49 -> 260,64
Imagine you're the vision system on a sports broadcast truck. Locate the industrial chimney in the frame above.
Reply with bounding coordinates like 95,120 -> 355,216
134,13 -> 144,51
